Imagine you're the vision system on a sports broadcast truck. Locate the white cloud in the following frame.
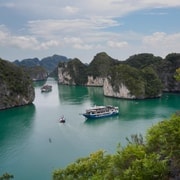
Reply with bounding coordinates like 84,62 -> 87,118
143,32 -> 180,47
63,37 -> 93,50
143,32 -> 166,44
2,0 -> 180,19
27,17 -> 119,37
64,37 -> 83,44
107,40 -> 128,48
39,40 -> 59,49
1,0 -> 180,62
63,6 -> 79,14
142,32 -> 180,57
73,43 -> 93,50
0,27 -> 59,50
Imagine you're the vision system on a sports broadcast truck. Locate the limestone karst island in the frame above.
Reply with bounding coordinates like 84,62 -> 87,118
1,52 -> 180,110
0,58 -> 35,110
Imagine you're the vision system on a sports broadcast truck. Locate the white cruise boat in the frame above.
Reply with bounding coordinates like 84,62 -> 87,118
82,105 -> 119,119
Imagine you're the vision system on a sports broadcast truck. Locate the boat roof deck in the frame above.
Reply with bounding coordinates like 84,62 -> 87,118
86,105 -> 117,111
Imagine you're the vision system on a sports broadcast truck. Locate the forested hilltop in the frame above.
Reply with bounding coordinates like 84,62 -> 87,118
53,112 -> 180,180
0,58 -> 35,110
13,54 -> 69,81
58,52 -> 180,99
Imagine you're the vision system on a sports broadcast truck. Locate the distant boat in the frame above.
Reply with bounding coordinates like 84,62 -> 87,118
59,116 -> 65,123
82,105 -> 119,119
41,85 -> 52,92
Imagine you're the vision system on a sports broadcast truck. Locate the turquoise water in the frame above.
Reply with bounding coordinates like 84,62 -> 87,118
0,78 -> 180,180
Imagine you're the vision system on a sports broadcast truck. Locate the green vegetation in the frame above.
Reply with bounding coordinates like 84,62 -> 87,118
24,66 -> 48,80
0,173 -> 14,180
165,53 -> 180,64
14,54 -> 68,73
109,64 -> 162,98
0,58 -> 35,109
0,58 -> 32,96
53,112 -> 180,180
67,58 -> 88,85
174,68 -> 180,82
87,52 -> 119,78
142,66 -> 162,97
58,52 -> 119,85
125,53 -> 163,69
109,64 -> 145,97
58,52 -> 179,95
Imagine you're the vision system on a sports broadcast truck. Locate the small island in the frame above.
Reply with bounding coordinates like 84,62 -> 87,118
0,58 -> 35,110
58,52 -> 180,99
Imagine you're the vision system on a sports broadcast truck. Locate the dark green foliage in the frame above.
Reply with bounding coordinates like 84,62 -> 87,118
174,68 -> 180,81
165,53 -> 180,64
0,58 -> 32,96
109,145 -> 168,180
163,53 -> 180,73
87,52 -> 119,78
125,134 -> 144,145
0,58 -> 35,109
53,150 -> 112,180
53,113 -> 180,179
142,66 -> 163,97
0,173 -> 14,180
146,113 -> 180,162
23,66 -> 48,80
125,53 -> 163,69
146,113 -> 180,179
41,54 -> 68,73
67,58 -> 88,85
155,53 -> 180,91
109,64 -> 162,98
58,52 -> 179,93
124,53 -> 180,93
109,64 -> 145,97
58,52 -> 119,85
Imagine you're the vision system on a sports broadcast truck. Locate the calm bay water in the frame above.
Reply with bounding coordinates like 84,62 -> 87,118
0,78 -> 180,180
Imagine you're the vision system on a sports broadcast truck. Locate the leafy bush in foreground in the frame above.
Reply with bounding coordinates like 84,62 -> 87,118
53,113 -> 180,180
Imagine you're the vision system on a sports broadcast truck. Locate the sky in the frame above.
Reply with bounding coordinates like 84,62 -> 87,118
0,0 -> 180,63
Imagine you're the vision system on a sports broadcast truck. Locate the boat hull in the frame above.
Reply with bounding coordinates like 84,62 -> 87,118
41,85 -> 52,92
83,111 -> 119,119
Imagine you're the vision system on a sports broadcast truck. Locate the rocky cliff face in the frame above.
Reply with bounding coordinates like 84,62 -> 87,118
58,67 -> 104,86
24,66 -> 48,81
86,76 -> 104,86
0,59 -> 35,110
58,67 -> 75,85
103,78 -> 135,99
126,53 -> 180,92
156,54 -> 180,92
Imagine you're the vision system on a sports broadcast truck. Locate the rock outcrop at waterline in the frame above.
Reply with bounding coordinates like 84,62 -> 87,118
103,64 -> 163,99
58,52 -> 165,99
125,53 -> 180,93
103,79 -> 136,99
0,58 -> 35,110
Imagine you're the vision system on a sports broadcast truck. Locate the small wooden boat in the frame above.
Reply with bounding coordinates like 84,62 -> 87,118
41,85 -> 52,92
59,116 -> 65,123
